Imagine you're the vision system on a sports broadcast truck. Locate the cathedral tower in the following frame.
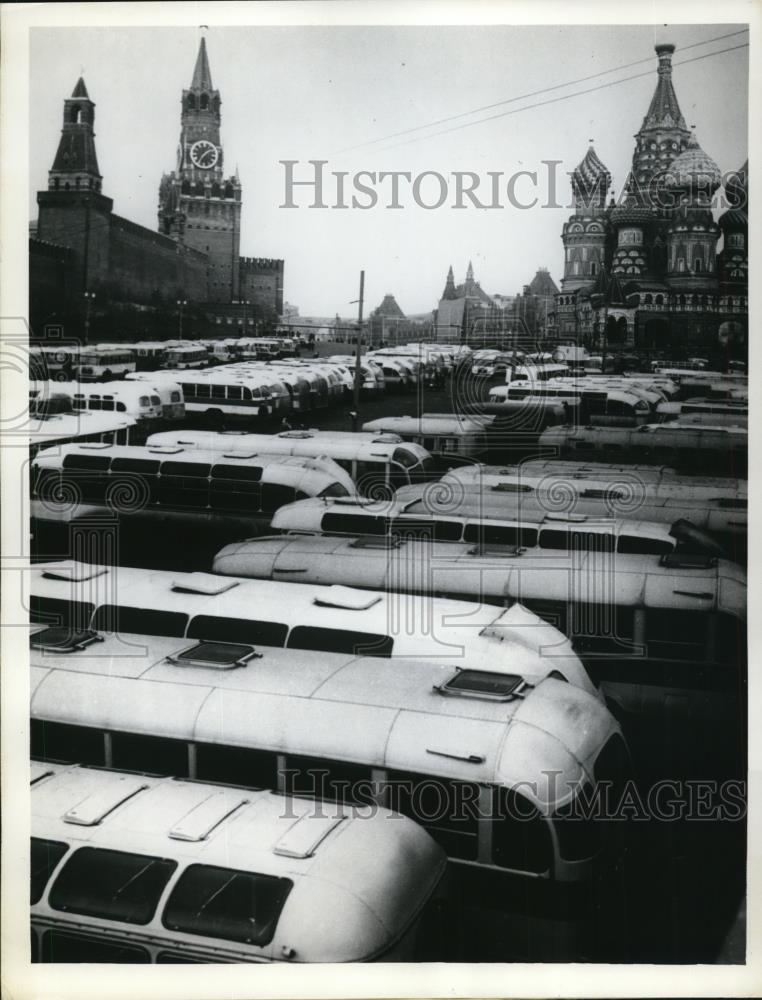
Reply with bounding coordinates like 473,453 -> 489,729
560,145 -> 611,292
158,38 -> 242,302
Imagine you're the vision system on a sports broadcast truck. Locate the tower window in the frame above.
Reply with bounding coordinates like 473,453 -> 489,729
200,94 -> 209,110
693,258 -> 703,273
677,258 -> 685,272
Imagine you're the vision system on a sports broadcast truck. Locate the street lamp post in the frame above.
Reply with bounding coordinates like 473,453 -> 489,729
83,292 -> 96,343
242,299 -> 250,334
176,299 -> 188,340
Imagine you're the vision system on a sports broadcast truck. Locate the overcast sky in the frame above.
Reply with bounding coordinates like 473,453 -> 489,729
30,22 -> 748,316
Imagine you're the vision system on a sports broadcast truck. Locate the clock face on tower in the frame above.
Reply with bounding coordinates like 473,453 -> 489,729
189,140 -> 219,169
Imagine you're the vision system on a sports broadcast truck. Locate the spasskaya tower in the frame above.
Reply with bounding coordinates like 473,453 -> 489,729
158,37 -> 242,302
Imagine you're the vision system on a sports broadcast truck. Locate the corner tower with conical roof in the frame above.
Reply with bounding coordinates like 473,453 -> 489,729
47,78 -> 103,193
158,37 -> 242,302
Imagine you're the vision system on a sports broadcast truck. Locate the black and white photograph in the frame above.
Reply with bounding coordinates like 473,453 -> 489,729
1,1 -> 759,996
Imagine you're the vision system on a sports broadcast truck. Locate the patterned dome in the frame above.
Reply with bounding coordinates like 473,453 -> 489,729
571,145 -> 611,199
610,201 -> 655,227
665,135 -> 721,192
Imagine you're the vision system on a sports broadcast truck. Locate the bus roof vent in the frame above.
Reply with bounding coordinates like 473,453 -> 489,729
148,445 -> 185,454
31,762 -> 55,786
222,451 -> 259,460
170,573 -> 239,596
545,513 -> 588,523
659,553 -> 718,570
313,585 -> 382,610
372,433 -> 403,443
78,442 -> 112,450
30,627 -> 103,654
273,814 -> 346,859
41,563 -> 108,583
166,640 -> 261,671
434,668 -> 531,702
169,793 -> 249,842
64,776 -> 148,826
349,536 -> 402,550
491,482 -> 533,493
278,431 -> 314,439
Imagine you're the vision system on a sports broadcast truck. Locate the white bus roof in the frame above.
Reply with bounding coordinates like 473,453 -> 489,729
32,443 -> 353,495
213,535 -> 746,618
30,636 -> 616,809
25,411 -> 137,447
31,763 -> 446,963
362,414 -> 493,435
29,560 -> 592,692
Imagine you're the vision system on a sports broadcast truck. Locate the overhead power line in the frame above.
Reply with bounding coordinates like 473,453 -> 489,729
337,29 -> 748,154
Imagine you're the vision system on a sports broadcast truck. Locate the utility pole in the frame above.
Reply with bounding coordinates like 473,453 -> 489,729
351,270 -> 365,432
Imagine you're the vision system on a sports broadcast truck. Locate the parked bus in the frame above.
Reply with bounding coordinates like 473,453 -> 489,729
213,535 -> 746,726
509,364 -> 569,383
488,384 -> 652,426
538,424 -> 748,477
362,414 -> 493,462
26,410 -> 136,459
147,429 -> 437,496
29,622 -> 626,956
471,459 -> 747,495
162,346 -> 210,370
29,345 -> 80,382
393,482 -> 744,558
32,444 -> 354,537
125,372 -> 185,421
30,762 -> 447,964
655,400 -> 748,427
325,355 -> 386,394
75,348 -> 135,382
32,381 -> 164,428
445,462 -> 748,504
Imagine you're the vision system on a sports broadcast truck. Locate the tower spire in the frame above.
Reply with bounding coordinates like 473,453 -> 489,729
442,265 -> 457,300
191,36 -> 213,91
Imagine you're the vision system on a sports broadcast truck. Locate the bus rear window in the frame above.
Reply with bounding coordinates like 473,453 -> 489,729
92,605 -> 188,638
393,447 -> 418,469
31,838 -> 69,904
49,848 -> 177,924
163,865 -> 292,946
288,626 -> 393,657
323,512 -> 387,535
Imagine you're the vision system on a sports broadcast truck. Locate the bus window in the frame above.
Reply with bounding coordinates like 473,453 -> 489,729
392,518 -> 462,543
31,720 -> 106,767
210,466 -> 262,513
227,386 -> 243,401
464,523 -> 538,548
287,626 -> 393,658
387,770 -> 480,861
319,483 -> 351,498
162,865 -> 292,946
30,597 -> 94,631
617,535 -> 672,555
49,847 -> 177,924
211,385 -> 226,400
323,512 -> 387,535
261,482 -> 299,512
158,461 -> 210,509
40,930 -> 150,964
186,615 -> 288,648
491,788 -> 553,874
89,396 -> 102,410
31,838 -> 69,903
62,453 -> 112,471
111,457 -> 161,475
110,731 -> 190,777
92,605 -> 189,638
195,743 -> 278,790
282,755 -> 374,805
116,402 -> 128,412
195,385 -> 211,398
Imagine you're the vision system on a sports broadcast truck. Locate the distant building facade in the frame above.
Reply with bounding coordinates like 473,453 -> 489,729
552,44 -> 747,357
31,39 -> 284,340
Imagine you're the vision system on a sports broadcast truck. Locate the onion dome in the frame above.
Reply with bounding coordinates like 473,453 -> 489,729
664,134 -> 721,193
718,207 -> 747,230
667,202 -> 715,231
610,201 -> 655,227
571,145 -> 611,201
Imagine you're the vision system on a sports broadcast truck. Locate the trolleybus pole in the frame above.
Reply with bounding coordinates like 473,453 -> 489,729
351,270 -> 365,432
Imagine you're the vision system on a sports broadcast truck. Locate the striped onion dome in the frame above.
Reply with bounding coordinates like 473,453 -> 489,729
665,135 -> 721,192
571,145 -> 611,199
610,201 -> 655,227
